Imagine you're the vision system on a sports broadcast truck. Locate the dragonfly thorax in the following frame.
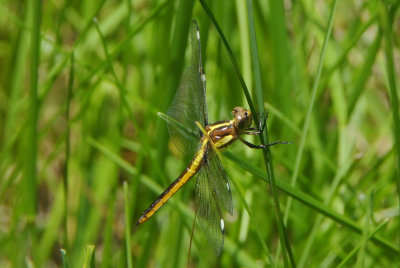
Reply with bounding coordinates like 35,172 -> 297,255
232,107 -> 253,131
202,106 -> 254,150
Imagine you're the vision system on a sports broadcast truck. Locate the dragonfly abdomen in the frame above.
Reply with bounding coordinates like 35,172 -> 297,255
136,139 -> 208,225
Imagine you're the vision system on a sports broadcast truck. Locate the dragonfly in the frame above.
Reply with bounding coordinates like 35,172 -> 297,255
137,20 -> 282,254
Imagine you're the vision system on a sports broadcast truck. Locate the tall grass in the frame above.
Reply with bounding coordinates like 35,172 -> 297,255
0,0 -> 399,267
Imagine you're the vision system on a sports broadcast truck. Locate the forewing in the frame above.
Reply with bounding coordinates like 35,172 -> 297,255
195,153 -> 225,255
190,20 -> 208,126
165,20 -> 207,154
166,66 -> 203,154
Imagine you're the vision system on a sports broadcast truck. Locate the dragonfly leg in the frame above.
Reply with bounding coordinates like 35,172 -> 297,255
238,136 -> 265,149
265,141 -> 291,147
239,136 -> 291,149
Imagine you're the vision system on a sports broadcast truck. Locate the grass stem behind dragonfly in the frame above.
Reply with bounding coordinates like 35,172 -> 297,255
136,20 -> 284,255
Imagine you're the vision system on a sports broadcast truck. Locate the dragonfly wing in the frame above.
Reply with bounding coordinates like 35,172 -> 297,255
165,20 -> 207,154
206,151 -> 233,215
190,20 -> 208,126
195,149 -> 232,255
166,65 -> 203,154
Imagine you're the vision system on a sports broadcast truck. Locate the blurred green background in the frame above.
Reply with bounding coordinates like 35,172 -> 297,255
0,0 -> 399,267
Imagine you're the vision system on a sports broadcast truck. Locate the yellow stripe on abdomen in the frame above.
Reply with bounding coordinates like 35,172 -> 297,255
137,138 -> 207,225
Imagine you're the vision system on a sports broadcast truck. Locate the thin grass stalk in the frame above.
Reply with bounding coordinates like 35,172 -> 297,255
63,52 -> 74,251
26,0 -> 41,217
123,182 -> 133,268
283,1 -> 338,265
39,0 -> 108,101
60,249 -> 69,268
337,220 -> 389,267
92,18 -> 133,120
200,0 -> 296,265
198,0 -> 256,115
380,2 -> 400,251
224,151 -> 399,255
348,31 -> 382,115
246,0 -> 295,266
25,0 -> 41,263
76,0 -> 172,92
235,3 -> 273,264
319,12 -> 378,94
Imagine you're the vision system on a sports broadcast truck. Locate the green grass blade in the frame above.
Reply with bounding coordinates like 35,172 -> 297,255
320,12 -> 378,93
379,2 -> 400,250
284,2 -> 338,266
337,220 -> 389,268
77,0 -> 172,90
92,17 -> 134,120
63,52 -> 74,251
22,0 -> 42,263
348,31 -> 382,115
224,151 -> 399,254
60,249 -> 69,268
83,245 -> 96,268
199,0 -> 256,114
246,0 -> 294,266
228,170 -> 273,265
123,182 -> 133,268
25,0 -> 41,219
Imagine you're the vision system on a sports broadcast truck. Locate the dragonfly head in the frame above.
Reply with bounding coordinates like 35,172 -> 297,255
232,107 -> 253,130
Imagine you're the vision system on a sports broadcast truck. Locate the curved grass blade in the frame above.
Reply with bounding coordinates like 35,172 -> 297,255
379,4 -> 400,250
123,182 -> 133,268
198,0 -> 256,115
246,0 -> 294,266
282,0 -> 338,266
224,150 -> 399,255
337,220 -> 389,267
199,0 -> 295,264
